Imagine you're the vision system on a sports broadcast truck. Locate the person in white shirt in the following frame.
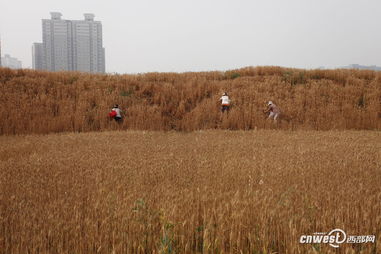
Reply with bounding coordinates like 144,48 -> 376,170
265,101 -> 280,121
111,104 -> 123,122
220,92 -> 230,113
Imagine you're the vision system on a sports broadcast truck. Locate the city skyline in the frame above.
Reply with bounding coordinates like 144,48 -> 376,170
33,12 -> 105,73
1,53 -> 22,69
0,0 -> 381,73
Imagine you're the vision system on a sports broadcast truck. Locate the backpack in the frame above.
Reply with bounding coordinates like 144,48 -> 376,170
109,110 -> 117,118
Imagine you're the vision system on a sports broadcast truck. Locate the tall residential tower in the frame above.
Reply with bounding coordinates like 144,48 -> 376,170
32,43 -> 45,70
72,14 -> 105,73
33,12 -> 105,73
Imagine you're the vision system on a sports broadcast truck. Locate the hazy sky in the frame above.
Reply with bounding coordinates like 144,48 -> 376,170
1,0 -> 380,73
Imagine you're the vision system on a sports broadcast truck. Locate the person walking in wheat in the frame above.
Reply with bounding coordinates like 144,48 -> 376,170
109,104 -> 123,123
219,92 -> 231,113
265,101 -> 280,122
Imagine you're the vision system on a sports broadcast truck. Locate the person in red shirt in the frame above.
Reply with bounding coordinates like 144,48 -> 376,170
110,104 -> 123,122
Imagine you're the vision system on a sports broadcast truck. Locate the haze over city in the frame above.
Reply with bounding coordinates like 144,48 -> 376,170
1,0 -> 381,73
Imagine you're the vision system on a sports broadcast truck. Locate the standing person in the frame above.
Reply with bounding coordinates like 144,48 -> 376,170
110,104 -> 123,122
265,101 -> 280,121
220,92 -> 230,113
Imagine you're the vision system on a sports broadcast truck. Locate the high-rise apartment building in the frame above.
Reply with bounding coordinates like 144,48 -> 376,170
42,12 -> 73,71
33,12 -> 105,73
32,43 -> 45,70
72,14 -> 105,73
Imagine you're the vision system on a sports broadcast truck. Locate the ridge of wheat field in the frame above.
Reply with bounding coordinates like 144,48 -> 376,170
0,66 -> 380,135
1,130 -> 380,253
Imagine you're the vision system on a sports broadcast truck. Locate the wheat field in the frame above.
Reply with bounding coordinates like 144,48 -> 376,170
1,130 -> 380,253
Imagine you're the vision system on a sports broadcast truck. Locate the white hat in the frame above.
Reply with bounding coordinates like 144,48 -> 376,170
268,101 -> 273,105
